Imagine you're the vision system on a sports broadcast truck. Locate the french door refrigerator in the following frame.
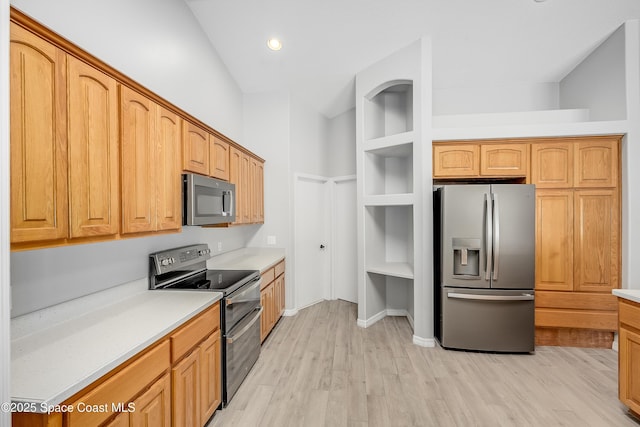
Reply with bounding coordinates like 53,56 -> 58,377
434,184 -> 535,353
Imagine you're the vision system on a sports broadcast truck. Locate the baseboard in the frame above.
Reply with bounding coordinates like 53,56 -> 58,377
357,309 -> 387,328
283,308 -> 298,317
413,336 -> 436,347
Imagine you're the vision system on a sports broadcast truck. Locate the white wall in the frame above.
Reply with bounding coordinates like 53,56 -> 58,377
10,0 -> 243,140
560,25 -> 627,121
8,0 -> 251,316
327,108 -> 357,177
433,82 -> 559,115
1,0 -> 11,423
243,91 -> 291,250
623,21 -> 640,290
290,96 -> 331,177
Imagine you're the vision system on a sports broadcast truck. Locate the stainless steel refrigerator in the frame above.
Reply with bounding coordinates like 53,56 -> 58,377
434,184 -> 535,353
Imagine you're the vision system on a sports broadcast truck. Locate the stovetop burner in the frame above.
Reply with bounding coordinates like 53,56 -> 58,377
164,269 -> 260,294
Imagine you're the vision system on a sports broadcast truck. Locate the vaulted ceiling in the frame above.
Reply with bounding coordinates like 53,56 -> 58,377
185,0 -> 640,118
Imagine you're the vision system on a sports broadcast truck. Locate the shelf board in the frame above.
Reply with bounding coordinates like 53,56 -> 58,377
366,262 -> 414,279
363,194 -> 414,206
363,131 -> 414,154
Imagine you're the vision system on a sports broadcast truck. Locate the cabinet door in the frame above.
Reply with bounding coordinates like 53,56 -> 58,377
574,189 -> 619,292
156,106 -> 182,231
210,137 -> 230,181
250,157 -> 264,223
10,23 -> 68,243
574,139 -> 619,188
130,372 -> 171,427
480,143 -> 528,176
531,142 -> 573,188
619,326 -> 640,415
275,275 -> 285,317
67,56 -> 119,238
240,152 -> 251,223
120,86 -> 156,234
229,147 -> 244,225
535,190 -> 573,291
172,350 -> 201,427
104,412 -> 129,427
433,144 -> 479,177
260,286 -> 269,342
182,122 -> 209,175
200,331 -> 221,423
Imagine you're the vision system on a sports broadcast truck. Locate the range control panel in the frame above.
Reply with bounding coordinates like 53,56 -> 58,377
149,244 -> 212,276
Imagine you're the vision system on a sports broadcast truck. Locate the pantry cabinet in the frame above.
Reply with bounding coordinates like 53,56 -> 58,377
574,139 -> 619,188
9,23 -> 68,243
530,141 -> 574,188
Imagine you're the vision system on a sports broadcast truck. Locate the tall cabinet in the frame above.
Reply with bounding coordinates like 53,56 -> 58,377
355,38 -> 433,346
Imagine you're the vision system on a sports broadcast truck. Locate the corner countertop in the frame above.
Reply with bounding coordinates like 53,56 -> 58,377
208,247 -> 286,273
613,289 -> 640,304
11,280 -> 221,412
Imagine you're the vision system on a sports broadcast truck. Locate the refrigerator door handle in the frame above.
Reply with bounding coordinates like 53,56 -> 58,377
485,193 -> 493,281
447,292 -> 534,301
492,192 -> 500,281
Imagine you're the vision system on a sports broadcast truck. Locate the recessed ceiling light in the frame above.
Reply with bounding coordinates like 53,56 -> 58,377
267,38 -> 282,51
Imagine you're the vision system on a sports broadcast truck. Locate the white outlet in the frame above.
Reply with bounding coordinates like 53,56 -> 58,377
217,242 -> 222,252
267,235 -> 276,245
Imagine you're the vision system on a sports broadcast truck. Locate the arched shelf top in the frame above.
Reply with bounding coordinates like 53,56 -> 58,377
364,80 -> 414,140
364,79 -> 413,101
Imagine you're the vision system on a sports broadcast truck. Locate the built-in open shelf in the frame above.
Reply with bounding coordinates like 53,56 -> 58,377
364,82 -> 414,140
364,205 -> 413,269
366,262 -> 414,279
364,141 -> 413,197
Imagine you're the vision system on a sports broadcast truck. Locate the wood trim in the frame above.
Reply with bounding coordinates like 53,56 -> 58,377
620,299 -> 640,332
535,327 -> 614,348
535,308 -> 618,331
9,7 -> 264,163
535,291 -> 618,311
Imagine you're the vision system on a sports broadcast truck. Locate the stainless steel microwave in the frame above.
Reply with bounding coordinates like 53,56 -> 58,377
183,173 -> 235,225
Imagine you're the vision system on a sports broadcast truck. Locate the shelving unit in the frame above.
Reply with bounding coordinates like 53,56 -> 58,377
355,39 -> 433,345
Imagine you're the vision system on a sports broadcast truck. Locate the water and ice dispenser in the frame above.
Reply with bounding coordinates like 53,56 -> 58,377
452,238 -> 480,278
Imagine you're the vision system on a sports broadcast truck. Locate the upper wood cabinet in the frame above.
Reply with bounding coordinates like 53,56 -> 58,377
531,141 -> 573,188
251,157 -> 265,223
433,144 -> 479,177
574,139 -> 619,188
433,142 -> 527,178
156,106 -> 183,231
120,86 -> 156,234
210,137 -> 230,181
120,87 -> 182,234
182,122 -> 209,175
229,147 -> 262,225
67,56 -> 119,239
480,143 -> 528,176
10,23 -> 68,243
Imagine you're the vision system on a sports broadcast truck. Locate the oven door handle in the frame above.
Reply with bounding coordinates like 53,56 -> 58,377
226,278 -> 262,306
227,307 -> 263,344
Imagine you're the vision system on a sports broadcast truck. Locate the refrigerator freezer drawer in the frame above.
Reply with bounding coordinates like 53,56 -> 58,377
439,288 -> 534,353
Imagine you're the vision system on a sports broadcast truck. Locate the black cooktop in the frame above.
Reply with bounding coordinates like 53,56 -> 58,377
163,269 -> 260,295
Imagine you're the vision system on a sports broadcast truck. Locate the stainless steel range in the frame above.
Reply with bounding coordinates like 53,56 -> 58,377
149,244 -> 262,406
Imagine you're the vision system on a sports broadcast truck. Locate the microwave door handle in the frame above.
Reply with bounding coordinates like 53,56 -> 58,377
223,190 -> 233,216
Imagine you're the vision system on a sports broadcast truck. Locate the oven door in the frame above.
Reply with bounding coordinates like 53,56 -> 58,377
225,306 -> 262,403
225,278 -> 261,330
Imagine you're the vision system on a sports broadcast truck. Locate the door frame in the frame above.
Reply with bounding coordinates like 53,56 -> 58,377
292,173 -> 331,311
330,175 -> 357,302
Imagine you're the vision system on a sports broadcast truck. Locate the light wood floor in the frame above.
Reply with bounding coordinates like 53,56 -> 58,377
208,299 -> 639,426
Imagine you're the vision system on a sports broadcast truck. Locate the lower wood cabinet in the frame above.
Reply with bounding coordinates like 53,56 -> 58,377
12,302 -> 221,427
260,259 -> 286,342
618,298 -> 640,416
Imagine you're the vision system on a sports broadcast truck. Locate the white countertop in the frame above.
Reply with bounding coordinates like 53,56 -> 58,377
11,280 -> 221,411
208,247 -> 285,273
613,289 -> 640,304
